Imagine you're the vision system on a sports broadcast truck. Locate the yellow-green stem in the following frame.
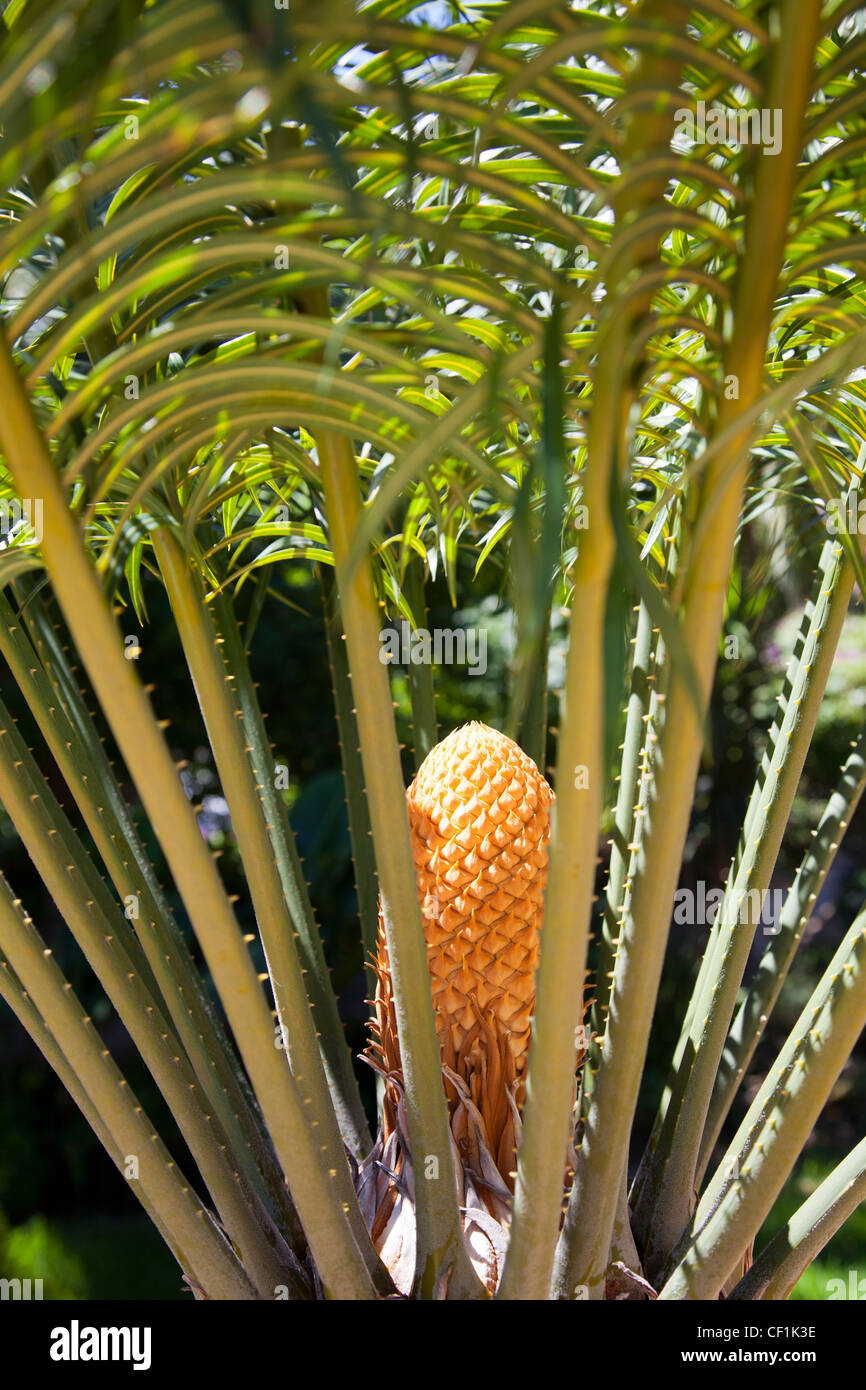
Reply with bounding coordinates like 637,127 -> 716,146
317,427 -> 483,1300
555,0 -> 822,1297
153,526 -> 390,1295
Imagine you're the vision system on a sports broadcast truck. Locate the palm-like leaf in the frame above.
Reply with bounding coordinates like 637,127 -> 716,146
0,0 -> 864,1301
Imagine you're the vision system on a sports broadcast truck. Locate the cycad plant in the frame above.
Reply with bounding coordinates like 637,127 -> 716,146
0,0 -> 865,1301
